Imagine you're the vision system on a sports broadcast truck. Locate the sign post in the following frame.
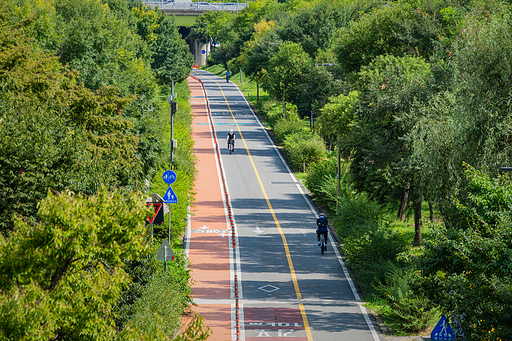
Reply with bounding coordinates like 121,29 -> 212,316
169,82 -> 177,168
157,239 -> 175,272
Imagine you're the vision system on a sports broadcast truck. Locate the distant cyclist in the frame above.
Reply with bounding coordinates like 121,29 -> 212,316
316,213 -> 328,247
227,129 -> 236,152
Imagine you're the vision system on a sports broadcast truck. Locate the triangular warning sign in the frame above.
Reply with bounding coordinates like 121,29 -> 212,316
163,186 -> 178,204
146,203 -> 163,224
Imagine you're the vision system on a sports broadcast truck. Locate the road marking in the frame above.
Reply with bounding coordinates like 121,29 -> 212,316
253,226 -> 264,235
198,224 -> 210,230
258,284 -> 279,293
204,75 -> 313,341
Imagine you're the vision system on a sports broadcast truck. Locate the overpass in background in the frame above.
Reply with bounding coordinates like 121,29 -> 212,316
145,1 -> 248,66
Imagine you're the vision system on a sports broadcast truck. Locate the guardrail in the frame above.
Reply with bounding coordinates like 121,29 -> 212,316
145,1 -> 248,11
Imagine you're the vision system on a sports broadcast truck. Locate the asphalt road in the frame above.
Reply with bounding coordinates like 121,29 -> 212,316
191,69 -> 385,341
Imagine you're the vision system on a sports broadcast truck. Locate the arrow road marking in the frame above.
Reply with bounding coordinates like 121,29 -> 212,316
253,226 -> 264,235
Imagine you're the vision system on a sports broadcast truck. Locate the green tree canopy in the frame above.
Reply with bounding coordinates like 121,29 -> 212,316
408,5 -> 512,212
334,1 -> 443,74
0,187 -> 149,340
418,165 -> 512,340
317,90 -> 359,151
262,41 -> 312,110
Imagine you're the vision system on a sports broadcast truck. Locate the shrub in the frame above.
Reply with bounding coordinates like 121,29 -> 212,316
376,265 -> 441,333
273,118 -> 304,144
261,101 -> 299,126
126,251 -> 193,339
304,157 -> 337,210
335,192 -> 382,238
283,132 -> 326,172
342,224 -> 408,272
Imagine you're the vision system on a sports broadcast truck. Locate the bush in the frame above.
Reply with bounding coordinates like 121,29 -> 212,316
376,265 -> 440,334
335,192 -> 382,238
273,118 -> 304,144
126,251 -> 193,339
342,224 -> 408,271
260,101 -> 299,127
283,132 -> 326,172
304,157 -> 337,210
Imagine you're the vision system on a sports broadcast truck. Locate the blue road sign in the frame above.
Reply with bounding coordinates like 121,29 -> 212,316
163,186 -> 178,204
431,316 -> 454,341
163,170 -> 177,184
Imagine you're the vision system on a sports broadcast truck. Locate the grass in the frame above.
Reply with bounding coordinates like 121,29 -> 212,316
384,200 -> 442,247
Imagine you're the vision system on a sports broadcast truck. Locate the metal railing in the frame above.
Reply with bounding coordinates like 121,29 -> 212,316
145,1 -> 248,11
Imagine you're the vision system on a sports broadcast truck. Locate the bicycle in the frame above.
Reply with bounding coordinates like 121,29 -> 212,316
320,233 -> 326,255
228,139 -> 235,154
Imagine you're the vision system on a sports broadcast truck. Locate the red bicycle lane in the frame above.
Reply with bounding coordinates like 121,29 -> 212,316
187,75 -> 233,340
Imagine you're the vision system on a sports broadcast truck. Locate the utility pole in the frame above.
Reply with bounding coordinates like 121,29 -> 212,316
337,136 -> 341,209
169,81 -> 177,169
283,87 -> 286,119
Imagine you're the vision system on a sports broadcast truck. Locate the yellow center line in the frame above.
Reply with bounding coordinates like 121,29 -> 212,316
203,74 -> 313,341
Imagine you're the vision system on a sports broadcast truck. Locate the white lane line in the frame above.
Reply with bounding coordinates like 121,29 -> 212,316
234,83 -> 381,341
185,212 -> 191,260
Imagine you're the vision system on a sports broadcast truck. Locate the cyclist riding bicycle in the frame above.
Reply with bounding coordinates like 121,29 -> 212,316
316,213 -> 328,247
227,129 -> 236,151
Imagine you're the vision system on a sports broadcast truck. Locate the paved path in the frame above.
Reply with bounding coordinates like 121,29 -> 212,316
188,76 -> 232,340
187,71 -> 386,341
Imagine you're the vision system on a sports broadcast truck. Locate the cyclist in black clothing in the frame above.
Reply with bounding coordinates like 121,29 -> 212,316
316,213 -> 328,247
227,129 -> 236,151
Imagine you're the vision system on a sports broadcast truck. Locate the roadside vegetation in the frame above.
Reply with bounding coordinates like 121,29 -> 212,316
0,0 -> 211,340
194,0 -> 512,338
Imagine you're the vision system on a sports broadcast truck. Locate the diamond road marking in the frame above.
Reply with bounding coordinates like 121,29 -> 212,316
258,284 -> 280,293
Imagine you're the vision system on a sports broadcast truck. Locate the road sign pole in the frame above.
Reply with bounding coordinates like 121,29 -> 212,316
164,246 -> 167,272
170,81 -> 177,169
172,199 -> 174,244
151,223 -> 154,242
168,189 -> 171,246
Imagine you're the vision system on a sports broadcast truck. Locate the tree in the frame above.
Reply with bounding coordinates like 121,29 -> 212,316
333,1 -> 444,74
0,187 -> 149,340
317,91 -> 359,155
418,164 -> 512,340
262,41 -> 312,117
275,0 -> 375,58
349,54 -> 434,245
151,15 -> 194,84
408,5 -> 512,216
